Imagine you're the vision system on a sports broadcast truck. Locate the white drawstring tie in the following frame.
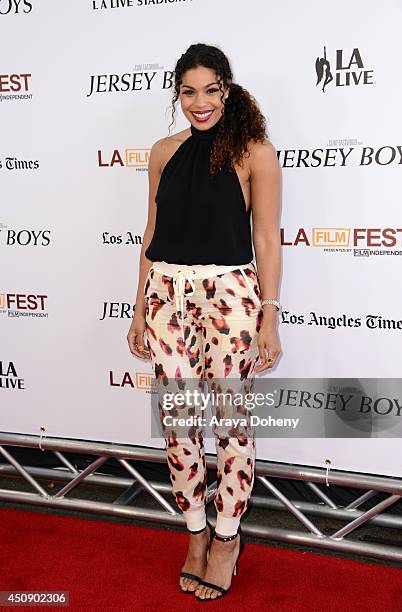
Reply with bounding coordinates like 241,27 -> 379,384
172,270 -> 196,339
151,261 -> 262,342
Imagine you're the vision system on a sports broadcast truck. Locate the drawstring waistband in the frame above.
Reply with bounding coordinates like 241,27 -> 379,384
151,260 -> 262,339
172,270 -> 196,338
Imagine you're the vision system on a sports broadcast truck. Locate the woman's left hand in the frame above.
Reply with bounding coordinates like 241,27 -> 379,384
255,320 -> 281,373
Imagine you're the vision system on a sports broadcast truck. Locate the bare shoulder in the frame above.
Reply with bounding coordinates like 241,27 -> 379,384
247,138 -> 279,170
150,127 -> 191,172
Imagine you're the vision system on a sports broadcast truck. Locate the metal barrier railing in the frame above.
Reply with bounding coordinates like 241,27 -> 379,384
1,432 -> 401,562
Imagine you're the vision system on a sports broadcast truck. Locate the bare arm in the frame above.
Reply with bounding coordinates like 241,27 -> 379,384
249,139 -> 282,370
249,139 -> 282,325
134,139 -> 164,318
127,138 -> 165,358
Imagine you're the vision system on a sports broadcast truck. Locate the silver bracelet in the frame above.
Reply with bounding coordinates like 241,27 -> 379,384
261,299 -> 281,311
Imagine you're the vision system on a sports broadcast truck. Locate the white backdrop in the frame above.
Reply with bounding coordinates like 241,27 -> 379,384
1,0 -> 401,477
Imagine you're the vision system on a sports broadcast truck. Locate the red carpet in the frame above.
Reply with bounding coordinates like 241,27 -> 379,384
0,506 -> 401,611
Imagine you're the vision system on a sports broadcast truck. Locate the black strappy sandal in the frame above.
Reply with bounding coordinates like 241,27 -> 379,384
179,520 -> 215,594
195,527 -> 245,600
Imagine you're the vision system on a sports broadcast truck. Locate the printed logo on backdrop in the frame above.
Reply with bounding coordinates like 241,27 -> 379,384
0,224 -> 51,246
0,0 -> 32,14
281,226 -> 402,257
92,0 -> 194,10
277,142 -> 402,168
0,292 -> 48,317
87,64 -> 172,97
102,294 -> 402,334
109,370 -> 156,393
315,46 -> 374,92
0,361 -> 24,390
102,231 -> 142,246
0,156 -> 39,170
0,73 -> 32,102
100,300 -> 135,320
279,309 -> 402,334
98,149 -> 150,171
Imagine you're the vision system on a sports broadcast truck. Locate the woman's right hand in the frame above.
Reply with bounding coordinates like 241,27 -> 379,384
127,314 -> 151,360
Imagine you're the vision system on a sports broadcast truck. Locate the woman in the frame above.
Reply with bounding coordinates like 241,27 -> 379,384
127,43 -> 281,600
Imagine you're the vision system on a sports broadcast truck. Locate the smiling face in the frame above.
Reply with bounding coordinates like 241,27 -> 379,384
179,65 -> 229,129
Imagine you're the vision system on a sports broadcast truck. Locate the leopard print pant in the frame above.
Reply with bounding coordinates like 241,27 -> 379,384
144,263 -> 263,535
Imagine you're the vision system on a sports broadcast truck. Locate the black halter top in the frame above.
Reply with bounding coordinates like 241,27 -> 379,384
145,116 -> 253,265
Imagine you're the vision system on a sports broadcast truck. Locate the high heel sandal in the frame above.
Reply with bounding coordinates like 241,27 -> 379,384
179,519 -> 215,594
195,527 -> 245,600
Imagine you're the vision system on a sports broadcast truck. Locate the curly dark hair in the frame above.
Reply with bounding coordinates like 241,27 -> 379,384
168,43 -> 268,175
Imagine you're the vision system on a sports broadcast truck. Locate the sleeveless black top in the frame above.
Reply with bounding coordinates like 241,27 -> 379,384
145,116 -> 253,265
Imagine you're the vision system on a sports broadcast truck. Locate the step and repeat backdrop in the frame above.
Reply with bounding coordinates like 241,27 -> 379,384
1,1 -> 401,477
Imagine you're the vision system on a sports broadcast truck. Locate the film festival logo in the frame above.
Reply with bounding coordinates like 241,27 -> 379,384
281,226 -> 402,257
97,148 -> 150,169
0,292 -> 48,318
0,73 -> 32,102
315,46 -> 374,93
109,370 -> 156,392
0,361 -> 24,390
